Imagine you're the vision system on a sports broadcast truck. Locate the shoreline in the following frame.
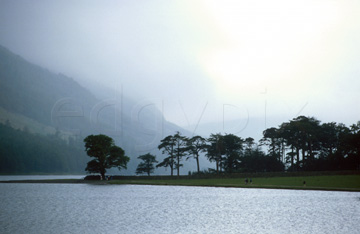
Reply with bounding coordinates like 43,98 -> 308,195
1,178 -> 360,192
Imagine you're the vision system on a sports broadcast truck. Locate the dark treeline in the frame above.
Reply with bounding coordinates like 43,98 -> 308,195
261,116 -> 360,172
153,116 -> 360,176
154,132 -> 283,175
0,122 -> 88,174
1,115 -> 359,175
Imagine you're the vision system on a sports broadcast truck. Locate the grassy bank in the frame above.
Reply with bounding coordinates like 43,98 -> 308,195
108,175 -> 360,192
2,173 -> 360,192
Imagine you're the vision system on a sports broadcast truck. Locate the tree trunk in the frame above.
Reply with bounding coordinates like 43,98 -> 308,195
296,147 -> 300,170
291,147 -> 294,169
100,171 -> 105,180
171,145 -> 174,176
196,156 -> 200,173
308,141 -> 313,159
177,155 -> 180,176
302,148 -> 306,162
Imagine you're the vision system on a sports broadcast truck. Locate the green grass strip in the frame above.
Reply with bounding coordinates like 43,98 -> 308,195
108,175 -> 360,191
2,175 -> 359,192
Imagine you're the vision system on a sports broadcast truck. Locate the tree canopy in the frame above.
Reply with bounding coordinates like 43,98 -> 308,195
157,135 -> 176,176
136,153 -> 158,176
186,135 -> 207,173
155,116 -> 359,175
157,131 -> 187,176
260,116 -> 360,171
84,134 -> 129,179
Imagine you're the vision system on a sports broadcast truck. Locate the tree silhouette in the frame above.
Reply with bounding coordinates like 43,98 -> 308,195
157,132 -> 187,176
186,135 -> 207,173
173,132 -> 187,176
259,116 -> 360,172
157,135 -> 176,176
84,134 -> 129,180
206,133 -> 225,173
222,134 -> 244,173
136,153 -> 158,176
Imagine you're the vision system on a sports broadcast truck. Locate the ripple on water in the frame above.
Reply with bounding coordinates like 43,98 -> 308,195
0,184 -> 359,234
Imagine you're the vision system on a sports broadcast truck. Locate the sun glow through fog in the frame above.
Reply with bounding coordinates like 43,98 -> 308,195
1,0 -> 359,126
198,0 -> 344,100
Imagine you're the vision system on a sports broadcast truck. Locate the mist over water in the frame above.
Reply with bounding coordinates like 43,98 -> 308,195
1,183 -> 359,234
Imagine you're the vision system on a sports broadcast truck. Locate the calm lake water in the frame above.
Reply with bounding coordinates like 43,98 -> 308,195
0,175 -> 85,181
0,182 -> 359,233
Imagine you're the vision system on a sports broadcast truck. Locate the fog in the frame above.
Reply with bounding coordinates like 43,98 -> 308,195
1,0 -> 360,133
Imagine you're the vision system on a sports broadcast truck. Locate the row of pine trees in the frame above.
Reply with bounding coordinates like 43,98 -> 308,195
136,116 -> 360,176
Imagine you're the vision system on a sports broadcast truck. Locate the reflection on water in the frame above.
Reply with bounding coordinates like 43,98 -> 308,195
0,183 -> 359,234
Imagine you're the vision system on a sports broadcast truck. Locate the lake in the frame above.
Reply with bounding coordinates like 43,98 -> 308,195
0,175 -> 85,181
0,182 -> 359,233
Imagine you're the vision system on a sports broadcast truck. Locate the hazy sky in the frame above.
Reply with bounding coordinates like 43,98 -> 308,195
1,0 -> 360,130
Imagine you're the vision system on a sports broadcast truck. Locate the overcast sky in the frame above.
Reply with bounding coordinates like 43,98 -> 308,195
1,0 -> 360,130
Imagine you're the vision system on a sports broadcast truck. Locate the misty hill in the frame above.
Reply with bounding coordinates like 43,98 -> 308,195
0,45 -> 200,175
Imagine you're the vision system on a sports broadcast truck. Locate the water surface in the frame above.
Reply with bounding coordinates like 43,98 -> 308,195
0,183 -> 359,233
0,175 -> 85,181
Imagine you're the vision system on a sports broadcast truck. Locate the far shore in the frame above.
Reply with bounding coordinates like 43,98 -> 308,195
1,173 -> 360,192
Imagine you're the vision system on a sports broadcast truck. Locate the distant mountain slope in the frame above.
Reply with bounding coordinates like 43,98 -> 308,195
0,45 -> 197,174
0,106 -> 56,135
0,45 -> 94,125
0,45 -> 100,138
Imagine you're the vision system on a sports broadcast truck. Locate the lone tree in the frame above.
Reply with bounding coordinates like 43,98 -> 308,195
136,153 -> 158,176
84,134 -> 129,179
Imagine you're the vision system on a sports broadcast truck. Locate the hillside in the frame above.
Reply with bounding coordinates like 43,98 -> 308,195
0,45 -> 195,174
